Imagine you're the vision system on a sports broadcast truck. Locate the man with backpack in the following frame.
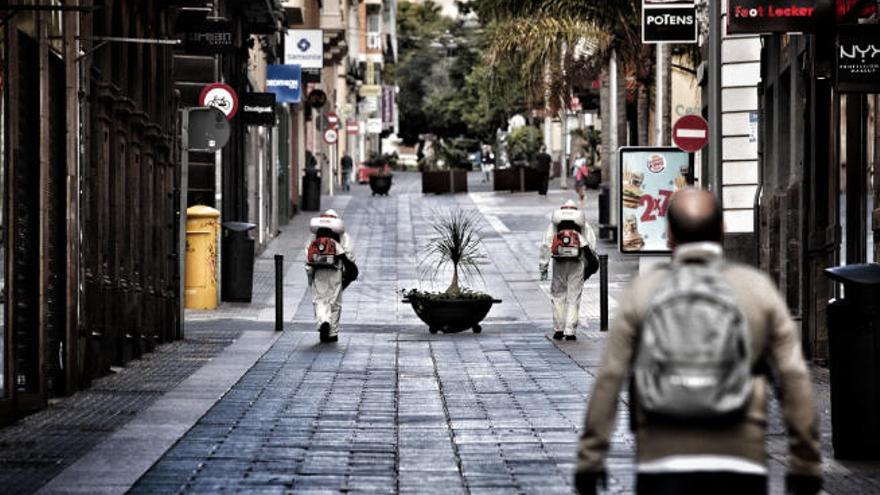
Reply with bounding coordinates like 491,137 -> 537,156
540,200 -> 599,341
575,188 -> 822,495
304,209 -> 358,343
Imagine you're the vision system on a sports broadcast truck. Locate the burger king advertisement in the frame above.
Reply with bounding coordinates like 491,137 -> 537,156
619,147 -> 692,254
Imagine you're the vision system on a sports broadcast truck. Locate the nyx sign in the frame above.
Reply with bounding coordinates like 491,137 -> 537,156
836,25 -> 880,93
727,0 -> 832,34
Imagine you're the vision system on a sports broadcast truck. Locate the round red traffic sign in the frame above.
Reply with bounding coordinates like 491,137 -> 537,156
672,114 -> 709,153
346,120 -> 359,135
326,112 -> 339,130
323,128 -> 339,144
198,83 -> 239,120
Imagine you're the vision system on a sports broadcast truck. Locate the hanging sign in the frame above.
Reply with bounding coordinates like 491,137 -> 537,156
366,118 -> 383,135
185,18 -> 234,54
241,92 -> 276,126
619,147 -> 693,254
307,89 -> 328,108
284,29 -> 323,69
727,0 -> 833,34
642,1 -> 698,44
266,64 -> 302,103
198,83 -> 238,120
835,24 -> 880,93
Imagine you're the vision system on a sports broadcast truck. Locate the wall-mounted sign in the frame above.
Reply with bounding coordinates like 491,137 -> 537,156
642,1 -> 698,44
727,0 -> 832,34
359,85 -> 382,98
284,29 -> 323,70
266,64 -> 301,103
619,147 -> 693,254
241,92 -> 276,126
382,86 -> 395,125
307,89 -> 327,109
836,24 -> 880,93
185,18 -> 234,54
366,118 -> 383,135
198,83 -> 238,120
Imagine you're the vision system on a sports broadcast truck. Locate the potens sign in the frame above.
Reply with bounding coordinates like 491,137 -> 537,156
728,0 -> 833,34
642,1 -> 698,44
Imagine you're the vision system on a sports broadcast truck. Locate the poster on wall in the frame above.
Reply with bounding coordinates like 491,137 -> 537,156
619,147 -> 693,254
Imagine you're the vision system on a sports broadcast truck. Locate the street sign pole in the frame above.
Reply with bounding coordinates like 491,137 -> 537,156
655,45 -> 664,146
707,0 -> 723,193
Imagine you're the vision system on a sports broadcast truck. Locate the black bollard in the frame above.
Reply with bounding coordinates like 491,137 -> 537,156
599,254 -> 609,332
275,254 -> 283,332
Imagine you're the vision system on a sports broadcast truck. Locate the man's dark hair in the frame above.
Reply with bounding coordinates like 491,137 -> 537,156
667,190 -> 724,244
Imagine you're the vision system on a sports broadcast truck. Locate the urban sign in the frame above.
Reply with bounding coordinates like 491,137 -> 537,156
672,114 -> 709,152
266,64 -> 302,103
198,82 -> 238,120
642,1 -> 698,44
284,29 -> 323,70
619,147 -> 693,254
323,128 -> 339,144
185,18 -> 234,54
727,0 -> 833,34
241,92 -> 276,126
326,111 -> 340,130
836,24 -> 880,93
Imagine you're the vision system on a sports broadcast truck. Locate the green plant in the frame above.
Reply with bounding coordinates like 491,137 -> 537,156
507,126 -> 543,166
421,209 -> 487,297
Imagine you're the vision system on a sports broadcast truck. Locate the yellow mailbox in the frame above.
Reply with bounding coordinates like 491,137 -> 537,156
185,205 -> 221,309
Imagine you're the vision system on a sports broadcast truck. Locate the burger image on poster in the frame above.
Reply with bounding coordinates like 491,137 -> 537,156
622,170 -> 644,209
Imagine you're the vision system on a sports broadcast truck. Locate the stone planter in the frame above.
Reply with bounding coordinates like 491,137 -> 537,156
369,174 -> 393,196
403,295 -> 501,334
493,166 -> 543,192
422,169 -> 468,194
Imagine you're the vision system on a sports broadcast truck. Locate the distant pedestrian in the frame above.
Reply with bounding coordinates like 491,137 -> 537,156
341,153 -> 353,192
539,200 -> 599,341
305,209 -> 358,343
575,188 -> 822,495
480,144 -> 495,183
535,145 -> 552,195
574,155 -> 590,204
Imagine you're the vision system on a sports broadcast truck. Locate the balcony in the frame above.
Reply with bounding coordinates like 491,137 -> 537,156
366,32 -> 382,51
280,0 -> 304,25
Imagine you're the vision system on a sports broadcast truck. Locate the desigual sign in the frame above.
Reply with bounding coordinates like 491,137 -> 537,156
727,0 -> 832,34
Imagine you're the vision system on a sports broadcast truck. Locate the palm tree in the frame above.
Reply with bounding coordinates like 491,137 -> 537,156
475,0 -> 656,146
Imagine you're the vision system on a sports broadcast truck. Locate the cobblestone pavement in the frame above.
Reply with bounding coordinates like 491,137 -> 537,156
0,323 -> 241,495
129,172 -> 879,494
16,172 -> 880,493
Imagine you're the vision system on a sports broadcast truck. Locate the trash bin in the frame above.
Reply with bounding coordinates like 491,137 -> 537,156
185,205 -> 221,309
824,263 -> 880,460
302,169 -> 321,212
221,222 -> 257,302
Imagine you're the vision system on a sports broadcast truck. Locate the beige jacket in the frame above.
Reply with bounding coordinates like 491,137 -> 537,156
577,242 -> 822,477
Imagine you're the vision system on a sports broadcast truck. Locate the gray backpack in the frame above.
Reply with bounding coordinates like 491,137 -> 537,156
633,260 -> 752,420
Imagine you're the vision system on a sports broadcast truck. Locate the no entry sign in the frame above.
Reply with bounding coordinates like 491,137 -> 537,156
346,121 -> 359,135
326,112 -> 340,130
672,115 -> 709,153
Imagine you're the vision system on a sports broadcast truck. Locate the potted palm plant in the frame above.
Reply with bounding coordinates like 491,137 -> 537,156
402,209 -> 501,334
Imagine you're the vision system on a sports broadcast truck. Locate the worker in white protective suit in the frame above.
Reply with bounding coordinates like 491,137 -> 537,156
304,209 -> 357,343
539,200 -> 597,341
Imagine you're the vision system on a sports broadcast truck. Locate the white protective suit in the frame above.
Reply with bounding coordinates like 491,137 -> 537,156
539,203 -> 597,336
304,211 -> 356,338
